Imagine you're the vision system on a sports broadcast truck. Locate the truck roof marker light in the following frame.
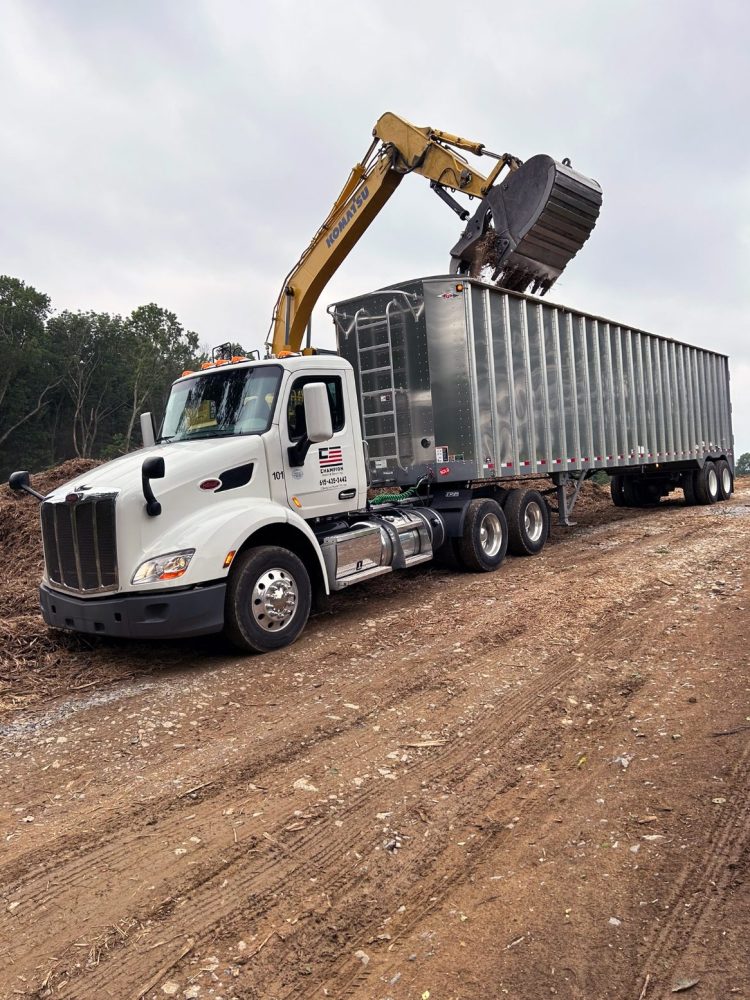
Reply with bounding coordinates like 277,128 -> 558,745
231,356 -> 248,364
291,496 -> 302,508
223,550 -> 236,568
181,370 -> 195,377
200,361 -> 215,370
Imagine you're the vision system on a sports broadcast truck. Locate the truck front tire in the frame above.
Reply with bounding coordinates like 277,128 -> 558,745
225,545 -> 311,653
457,499 -> 508,572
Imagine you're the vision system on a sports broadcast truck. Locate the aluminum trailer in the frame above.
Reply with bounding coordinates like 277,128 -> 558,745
331,276 -> 734,521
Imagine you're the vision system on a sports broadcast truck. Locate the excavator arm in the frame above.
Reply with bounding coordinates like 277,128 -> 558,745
267,113 -> 601,356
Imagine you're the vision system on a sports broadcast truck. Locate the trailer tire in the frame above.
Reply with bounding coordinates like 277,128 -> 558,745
610,475 -> 627,508
622,477 -> 642,507
682,471 -> 698,506
716,459 -> 733,500
694,461 -> 720,505
225,545 -> 311,653
457,499 -> 508,572
505,489 -> 549,555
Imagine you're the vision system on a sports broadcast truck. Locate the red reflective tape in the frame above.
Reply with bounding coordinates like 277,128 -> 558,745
538,459 -> 546,465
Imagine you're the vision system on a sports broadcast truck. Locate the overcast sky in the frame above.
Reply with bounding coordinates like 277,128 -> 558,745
2,0 -> 749,451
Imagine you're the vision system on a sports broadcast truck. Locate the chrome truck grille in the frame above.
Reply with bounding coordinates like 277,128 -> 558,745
41,493 -> 118,593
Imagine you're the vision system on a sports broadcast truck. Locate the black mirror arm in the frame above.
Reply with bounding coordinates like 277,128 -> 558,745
142,474 -> 162,516
8,471 -> 45,502
141,456 -> 165,517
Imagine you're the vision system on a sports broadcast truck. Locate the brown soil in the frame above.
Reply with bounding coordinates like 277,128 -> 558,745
1,476 -> 748,1000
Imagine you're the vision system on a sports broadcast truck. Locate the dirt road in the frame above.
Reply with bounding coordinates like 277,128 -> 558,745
1,484 -> 748,1000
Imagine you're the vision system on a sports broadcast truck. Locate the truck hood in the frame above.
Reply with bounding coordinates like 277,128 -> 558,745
44,438 -> 266,504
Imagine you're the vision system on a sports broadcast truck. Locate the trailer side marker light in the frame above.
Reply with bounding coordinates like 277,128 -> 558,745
223,550 -> 236,569
455,282 -> 464,292
292,496 -> 303,508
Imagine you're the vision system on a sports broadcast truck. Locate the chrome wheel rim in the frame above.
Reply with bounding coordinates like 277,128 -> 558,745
524,501 -> 544,542
479,512 -> 504,557
708,467 -> 718,498
721,467 -> 731,495
252,568 -> 298,631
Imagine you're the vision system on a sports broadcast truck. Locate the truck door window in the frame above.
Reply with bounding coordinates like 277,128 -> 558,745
287,376 -> 345,441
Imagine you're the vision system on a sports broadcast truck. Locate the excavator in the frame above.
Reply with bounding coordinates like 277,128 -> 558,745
267,112 -> 602,357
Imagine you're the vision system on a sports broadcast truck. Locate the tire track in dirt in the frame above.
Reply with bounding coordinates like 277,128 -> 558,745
0,500 -> 736,997
67,575 -> 661,1000
633,740 -> 750,998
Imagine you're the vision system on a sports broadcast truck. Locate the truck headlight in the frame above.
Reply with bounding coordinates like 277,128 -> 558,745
132,549 -> 196,584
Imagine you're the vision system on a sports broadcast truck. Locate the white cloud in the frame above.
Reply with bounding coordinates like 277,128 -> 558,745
1,0 -> 748,449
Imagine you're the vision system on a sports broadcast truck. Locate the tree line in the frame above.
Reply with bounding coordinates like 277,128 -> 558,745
0,275 -> 203,479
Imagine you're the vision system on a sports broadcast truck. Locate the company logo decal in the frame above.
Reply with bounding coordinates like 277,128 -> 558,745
325,187 -> 369,248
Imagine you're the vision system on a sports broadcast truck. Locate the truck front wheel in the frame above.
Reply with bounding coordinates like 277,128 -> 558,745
225,546 -> 311,653
457,499 -> 508,572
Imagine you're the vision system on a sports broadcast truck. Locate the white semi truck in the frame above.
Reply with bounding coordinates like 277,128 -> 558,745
10,277 -> 734,653
9,116 -> 734,652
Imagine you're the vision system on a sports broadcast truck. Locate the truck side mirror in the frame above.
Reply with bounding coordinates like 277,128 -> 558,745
303,382 -> 333,443
140,411 -> 156,448
8,470 -> 45,501
142,456 -> 165,517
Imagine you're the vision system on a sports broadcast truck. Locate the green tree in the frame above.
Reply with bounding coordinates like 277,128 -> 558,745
736,452 -> 750,476
120,304 -> 200,451
48,310 -> 127,458
0,276 -> 60,450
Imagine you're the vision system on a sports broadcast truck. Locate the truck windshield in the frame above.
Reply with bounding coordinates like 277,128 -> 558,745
159,366 -> 282,442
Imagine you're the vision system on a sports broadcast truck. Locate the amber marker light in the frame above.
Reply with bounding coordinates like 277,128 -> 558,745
291,496 -> 302,508
455,282 -> 464,292
223,550 -> 236,569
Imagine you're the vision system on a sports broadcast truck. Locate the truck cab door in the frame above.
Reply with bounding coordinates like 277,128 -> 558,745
281,372 -> 360,519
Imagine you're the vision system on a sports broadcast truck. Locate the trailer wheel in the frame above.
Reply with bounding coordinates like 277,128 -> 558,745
694,461 -> 720,505
716,459 -> 733,500
622,477 -> 642,507
457,499 -> 508,572
504,489 -> 549,555
610,475 -> 627,508
225,545 -> 311,653
682,471 -> 698,506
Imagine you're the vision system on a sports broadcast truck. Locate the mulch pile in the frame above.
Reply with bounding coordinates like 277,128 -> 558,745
0,460 -> 103,708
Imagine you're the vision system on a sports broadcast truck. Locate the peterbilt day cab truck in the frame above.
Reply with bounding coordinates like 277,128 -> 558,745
9,115 -> 734,652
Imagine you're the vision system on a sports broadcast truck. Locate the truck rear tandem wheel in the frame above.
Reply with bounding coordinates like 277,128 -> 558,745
503,489 -> 549,556
457,498 -> 509,572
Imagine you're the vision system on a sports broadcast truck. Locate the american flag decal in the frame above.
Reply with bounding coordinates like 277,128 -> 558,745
319,446 -> 343,468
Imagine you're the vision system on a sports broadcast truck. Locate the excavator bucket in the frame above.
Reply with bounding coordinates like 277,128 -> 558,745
450,155 -> 602,295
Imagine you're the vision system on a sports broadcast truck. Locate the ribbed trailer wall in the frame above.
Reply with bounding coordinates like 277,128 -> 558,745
331,277 -> 733,487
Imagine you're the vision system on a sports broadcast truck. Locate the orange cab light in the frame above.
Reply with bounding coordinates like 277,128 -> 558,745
181,370 -> 195,377
200,361 -> 215,370
223,550 -> 236,569
277,350 -> 296,359
231,356 -> 248,364
215,358 -> 230,365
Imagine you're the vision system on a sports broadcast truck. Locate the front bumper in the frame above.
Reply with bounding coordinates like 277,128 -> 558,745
39,582 -> 226,639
